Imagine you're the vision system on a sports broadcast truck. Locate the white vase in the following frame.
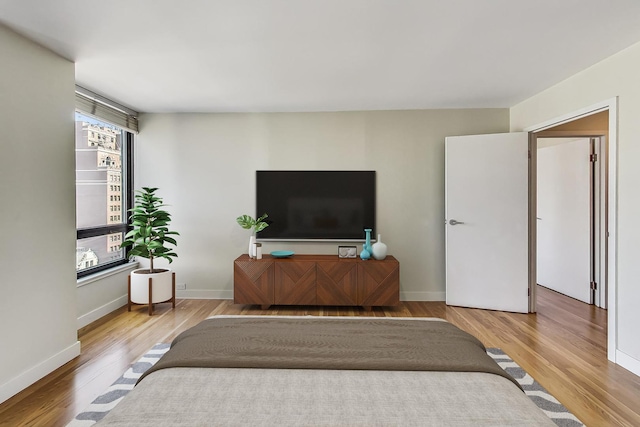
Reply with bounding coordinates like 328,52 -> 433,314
248,235 -> 256,257
371,234 -> 388,260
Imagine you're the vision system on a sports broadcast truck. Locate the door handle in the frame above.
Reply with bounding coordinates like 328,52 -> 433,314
449,219 -> 465,225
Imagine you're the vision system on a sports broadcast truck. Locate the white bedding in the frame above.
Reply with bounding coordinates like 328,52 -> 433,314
97,367 -> 554,426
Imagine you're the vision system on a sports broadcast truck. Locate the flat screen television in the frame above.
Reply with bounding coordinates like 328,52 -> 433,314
256,170 -> 376,241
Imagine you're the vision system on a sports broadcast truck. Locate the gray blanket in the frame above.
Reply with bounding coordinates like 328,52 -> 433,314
138,316 -> 521,390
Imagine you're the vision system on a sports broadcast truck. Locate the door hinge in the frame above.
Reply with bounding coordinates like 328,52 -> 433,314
528,150 -> 531,159
590,281 -> 598,290
590,153 -> 598,162
528,288 -> 530,296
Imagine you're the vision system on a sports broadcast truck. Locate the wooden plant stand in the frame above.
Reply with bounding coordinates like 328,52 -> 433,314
128,272 -> 176,315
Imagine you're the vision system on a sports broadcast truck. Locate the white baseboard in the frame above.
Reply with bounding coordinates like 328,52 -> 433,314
177,289 -> 233,299
616,349 -> 640,377
76,289 -> 446,323
77,290 -> 233,328
0,340 -> 81,404
400,291 -> 446,301
77,295 -> 128,329
175,290 -> 445,302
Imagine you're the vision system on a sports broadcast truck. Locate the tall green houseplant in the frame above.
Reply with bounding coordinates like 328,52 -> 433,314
121,187 -> 179,273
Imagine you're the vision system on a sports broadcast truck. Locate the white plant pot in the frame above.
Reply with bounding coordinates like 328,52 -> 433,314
129,268 -> 174,304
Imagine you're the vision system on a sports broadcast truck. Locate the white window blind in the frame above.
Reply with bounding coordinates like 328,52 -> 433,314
75,86 -> 139,133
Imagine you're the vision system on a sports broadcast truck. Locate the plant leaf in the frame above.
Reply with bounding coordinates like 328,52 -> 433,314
236,215 -> 255,229
254,222 -> 269,233
164,236 -> 177,246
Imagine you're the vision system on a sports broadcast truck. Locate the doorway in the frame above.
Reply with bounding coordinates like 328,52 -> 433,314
536,137 -> 593,304
532,111 -> 609,309
526,101 -> 617,364
445,100 -> 617,361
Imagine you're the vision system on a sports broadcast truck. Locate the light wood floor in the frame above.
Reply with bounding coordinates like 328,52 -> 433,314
1,286 -> 639,426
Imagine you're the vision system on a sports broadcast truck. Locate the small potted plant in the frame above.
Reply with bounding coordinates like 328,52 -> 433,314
236,213 -> 268,257
121,187 -> 179,314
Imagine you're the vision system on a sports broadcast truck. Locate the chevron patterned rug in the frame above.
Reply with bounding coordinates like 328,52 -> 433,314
67,345 -> 583,426
486,348 -> 583,426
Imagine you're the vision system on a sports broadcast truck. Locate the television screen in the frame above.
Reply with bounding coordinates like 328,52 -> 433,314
256,170 -> 376,241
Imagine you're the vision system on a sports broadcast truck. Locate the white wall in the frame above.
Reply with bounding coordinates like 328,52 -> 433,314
136,110 -> 509,302
0,25 -> 80,403
511,40 -> 640,375
76,265 -> 138,329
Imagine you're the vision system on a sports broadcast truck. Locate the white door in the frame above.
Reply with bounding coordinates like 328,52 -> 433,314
445,132 -> 531,313
537,138 -> 591,304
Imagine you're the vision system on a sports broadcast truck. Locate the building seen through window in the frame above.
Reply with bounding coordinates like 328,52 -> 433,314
76,112 -> 131,274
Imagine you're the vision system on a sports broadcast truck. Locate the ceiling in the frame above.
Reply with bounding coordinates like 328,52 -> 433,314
2,0 -> 640,113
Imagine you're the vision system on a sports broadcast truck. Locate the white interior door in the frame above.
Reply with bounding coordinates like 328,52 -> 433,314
445,132 -> 530,313
537,138 -> 591,304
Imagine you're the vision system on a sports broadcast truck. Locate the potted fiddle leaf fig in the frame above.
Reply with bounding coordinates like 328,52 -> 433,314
236,213 -> 268,257
121,187 -> 179,314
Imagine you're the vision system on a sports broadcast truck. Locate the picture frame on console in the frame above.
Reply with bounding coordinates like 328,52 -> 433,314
338,246 -> 357,258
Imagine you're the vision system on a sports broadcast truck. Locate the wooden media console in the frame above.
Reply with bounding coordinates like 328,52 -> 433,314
233,254 -> 399,309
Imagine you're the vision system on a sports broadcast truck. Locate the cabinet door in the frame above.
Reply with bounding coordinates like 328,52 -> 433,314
274,261 -> 316,305
358,260 -> 400,306
317,261 -> 358,306
234,259 -> 274,306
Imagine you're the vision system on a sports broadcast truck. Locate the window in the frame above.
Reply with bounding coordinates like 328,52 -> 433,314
75,86 -> 137,278
76,113 -> 133,276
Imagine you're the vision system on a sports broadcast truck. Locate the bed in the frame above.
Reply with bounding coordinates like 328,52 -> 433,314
96,315 -> 554,426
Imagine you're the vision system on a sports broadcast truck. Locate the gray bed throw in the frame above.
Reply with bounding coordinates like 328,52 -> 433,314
138,316 -> 521,390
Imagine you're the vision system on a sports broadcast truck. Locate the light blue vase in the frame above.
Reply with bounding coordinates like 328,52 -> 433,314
360,246 -> 371,260
364,228 -> 373,254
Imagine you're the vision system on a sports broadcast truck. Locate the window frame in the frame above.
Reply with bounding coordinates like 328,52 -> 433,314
77,131 -> 134,278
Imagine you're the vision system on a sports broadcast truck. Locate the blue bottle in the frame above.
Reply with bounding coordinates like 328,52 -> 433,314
364,228 -> 373,254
